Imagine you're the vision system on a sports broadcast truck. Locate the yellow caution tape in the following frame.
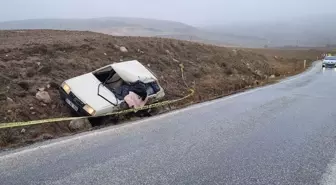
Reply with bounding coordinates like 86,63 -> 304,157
0,89 -> 195,129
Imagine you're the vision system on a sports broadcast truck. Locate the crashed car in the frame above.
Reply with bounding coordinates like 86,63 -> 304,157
322,56 -> 336,68
59,60 -> 165,117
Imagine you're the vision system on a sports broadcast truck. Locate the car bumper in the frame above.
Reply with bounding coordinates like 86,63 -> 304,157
322,63 -> 336,68
59,87 -> 91,116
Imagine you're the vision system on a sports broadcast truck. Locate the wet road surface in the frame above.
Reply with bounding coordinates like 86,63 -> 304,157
2,62 -> 336,185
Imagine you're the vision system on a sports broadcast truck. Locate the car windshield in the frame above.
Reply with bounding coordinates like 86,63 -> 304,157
325,56 -> 336,60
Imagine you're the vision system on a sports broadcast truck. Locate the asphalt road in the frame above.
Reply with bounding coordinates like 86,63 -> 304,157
2,62 -> 336,185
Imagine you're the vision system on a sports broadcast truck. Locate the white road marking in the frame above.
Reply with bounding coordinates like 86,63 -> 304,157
0,61 -> 321,159
321,155 -> 336,185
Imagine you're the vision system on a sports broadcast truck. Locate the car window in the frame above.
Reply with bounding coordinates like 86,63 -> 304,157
146,81 -> 160,96
325,56 -> 336,60
106,73 -> 122,84
93,66 -> 115,83
147,86 -> 155,95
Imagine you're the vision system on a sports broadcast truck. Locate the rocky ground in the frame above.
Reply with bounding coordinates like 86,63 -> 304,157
0,30 -> 324,149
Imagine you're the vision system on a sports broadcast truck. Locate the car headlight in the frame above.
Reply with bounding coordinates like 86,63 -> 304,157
62,83 -> 71,94
83,104 -> 96,115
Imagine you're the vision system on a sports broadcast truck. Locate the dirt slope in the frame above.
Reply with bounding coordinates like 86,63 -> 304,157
0,30 -> 323,149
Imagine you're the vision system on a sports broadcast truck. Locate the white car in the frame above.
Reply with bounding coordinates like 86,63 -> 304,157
322,56 -> 336,68
59,60 -> 165,117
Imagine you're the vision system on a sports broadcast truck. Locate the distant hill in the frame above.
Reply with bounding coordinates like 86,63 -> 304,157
0,17 -> 197,35
0,17 -> 238,46
203,14 -> 336,47
2,16 -> 334,48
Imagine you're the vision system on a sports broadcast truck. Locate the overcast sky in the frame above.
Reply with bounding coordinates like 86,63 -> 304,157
1,0 -> 335,25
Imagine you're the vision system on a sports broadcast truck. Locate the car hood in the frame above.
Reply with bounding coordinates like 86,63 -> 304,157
65,73 -> 118,112
323,60 -> 336,63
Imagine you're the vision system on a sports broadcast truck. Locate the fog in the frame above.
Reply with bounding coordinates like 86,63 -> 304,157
1,0 -> 335,25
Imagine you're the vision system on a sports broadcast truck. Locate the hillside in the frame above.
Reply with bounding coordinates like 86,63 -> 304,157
0,17 -> 196,33
204,14 -> 336,47
0,17 -> 235,46
2,15 -> 336,48
0,17 -> 201,37
0,30 -> 323,148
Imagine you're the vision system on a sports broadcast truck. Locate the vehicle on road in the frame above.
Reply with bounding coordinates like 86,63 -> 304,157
322,56 -> 336,68
59,60 -> 165,117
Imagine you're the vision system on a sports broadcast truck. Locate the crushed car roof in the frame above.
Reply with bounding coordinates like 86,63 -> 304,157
111,60 -> 157,83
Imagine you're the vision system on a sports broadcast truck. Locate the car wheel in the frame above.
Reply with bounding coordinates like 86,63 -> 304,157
135,107 -> 161,117
134,109 -> 152,117
147,107 -> 161,116
89,116 -> 119,127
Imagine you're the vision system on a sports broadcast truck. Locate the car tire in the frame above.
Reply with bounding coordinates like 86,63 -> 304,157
89,116 -> 119,127
135,107 -> 160,117
134,109 -> 151,117
147,107 -> 160,116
